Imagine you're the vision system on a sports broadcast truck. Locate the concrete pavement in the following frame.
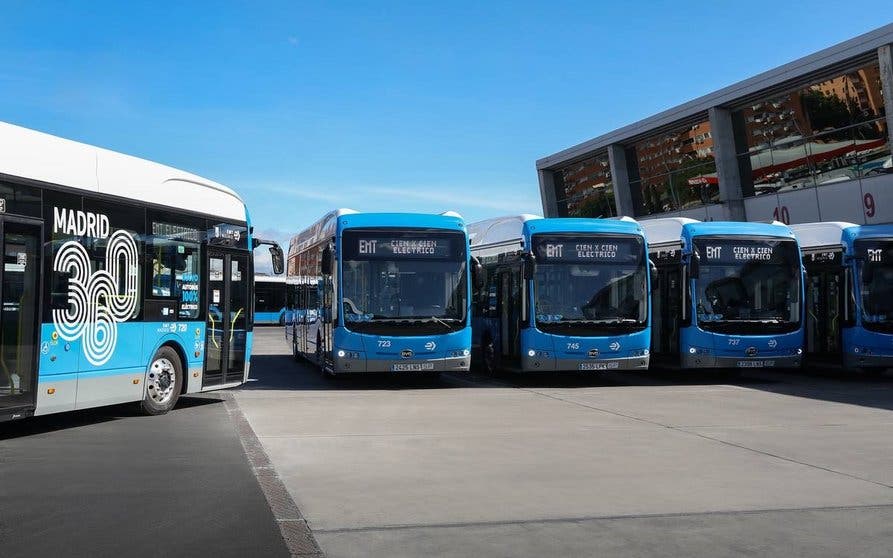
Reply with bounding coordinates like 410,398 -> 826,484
239,327 -> 893,557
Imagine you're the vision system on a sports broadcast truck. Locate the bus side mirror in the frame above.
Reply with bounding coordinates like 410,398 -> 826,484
649,259 -> 659,291
471,256 -> 484,290
252,238 -> 285,275
321,246 -> 332,275
689,252 -> 701,279
269,245 -> 284,275
522,252 -> 536,281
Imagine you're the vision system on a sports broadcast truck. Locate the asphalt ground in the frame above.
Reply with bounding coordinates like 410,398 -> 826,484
0,390 -> 290,557
239,327 -> 893,558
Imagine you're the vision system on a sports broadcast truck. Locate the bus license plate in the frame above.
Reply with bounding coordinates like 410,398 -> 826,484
392,362 -> 435,372
580,362 -> 618,371
736,360 -> 775,368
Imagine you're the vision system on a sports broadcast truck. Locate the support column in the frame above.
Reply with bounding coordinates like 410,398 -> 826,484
607,144 -> 635,217
537,169 -> 559,217
879,44 -> 893,148
709,106 -> 746,222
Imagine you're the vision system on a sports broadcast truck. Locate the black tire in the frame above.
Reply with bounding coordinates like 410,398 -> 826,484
140,346 -> 183,416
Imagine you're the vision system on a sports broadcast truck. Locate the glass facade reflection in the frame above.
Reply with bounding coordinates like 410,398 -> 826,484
629,118 -> 718,216
554,152 -> 616,218
734,61 -> 890,196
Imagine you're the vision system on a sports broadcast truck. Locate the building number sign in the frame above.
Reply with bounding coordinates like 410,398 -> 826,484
772,191 -> 878,224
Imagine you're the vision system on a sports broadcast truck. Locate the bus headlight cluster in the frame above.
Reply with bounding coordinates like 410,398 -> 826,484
629,348 -> 649,357
790,348 -> 803,355
688,347 -> 711,355
448,349 -> 470,358
337,350 -> 361,359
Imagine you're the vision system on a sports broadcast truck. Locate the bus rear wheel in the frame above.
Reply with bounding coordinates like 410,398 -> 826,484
140,346 -> 183,416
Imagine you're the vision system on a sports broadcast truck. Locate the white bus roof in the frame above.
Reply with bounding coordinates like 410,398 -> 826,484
0,121 -> 247,222
638,217 -> 700,246
468,214 -> 543,248
288,208 -> 359,256
254,274 -> 288,284
789,222 -> 858,249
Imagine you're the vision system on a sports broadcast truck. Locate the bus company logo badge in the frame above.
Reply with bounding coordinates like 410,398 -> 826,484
609,341 -> 621,352
588,348 -> 599,358
767,339 -> 778,349
401,349 -> 414,359
745,346 -> 758,357
51,215 -> 139,366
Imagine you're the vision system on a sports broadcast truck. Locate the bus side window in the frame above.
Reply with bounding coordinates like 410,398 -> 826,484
50,271 -> 73,310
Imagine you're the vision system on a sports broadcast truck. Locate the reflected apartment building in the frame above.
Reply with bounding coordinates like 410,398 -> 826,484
538,24 -> 893,225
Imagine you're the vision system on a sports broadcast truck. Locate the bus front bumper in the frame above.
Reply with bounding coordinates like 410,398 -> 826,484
334,355 -> 470,374
522,355 -> 650,372
683,354 -> 802,369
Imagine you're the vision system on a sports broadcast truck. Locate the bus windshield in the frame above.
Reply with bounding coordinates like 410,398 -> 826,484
855,239 -> 893,332
693,237 -> 801,334
532,235 -> 647,334
340,230 -> 467,334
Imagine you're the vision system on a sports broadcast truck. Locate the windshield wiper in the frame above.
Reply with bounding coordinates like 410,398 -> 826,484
545,318 -> 641,326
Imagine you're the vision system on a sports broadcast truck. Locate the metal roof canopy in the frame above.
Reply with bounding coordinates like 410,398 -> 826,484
537,23 -> 893,171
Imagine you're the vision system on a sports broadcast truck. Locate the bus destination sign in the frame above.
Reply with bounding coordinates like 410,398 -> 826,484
695,239 -> 793,265
352,236 -> 454,259
533,236 -> 641,263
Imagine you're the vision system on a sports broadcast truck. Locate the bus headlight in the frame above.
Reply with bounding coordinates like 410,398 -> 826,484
689,347 -> 697,354
337,350 -> 361,359
528,349 -> 536,357
629,348 -> 649,357
337,350 -> 346,358
448,349 -> 470,358
689,347 -> 710,355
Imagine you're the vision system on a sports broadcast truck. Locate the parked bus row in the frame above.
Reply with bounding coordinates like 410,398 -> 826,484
277,211 -> 893,377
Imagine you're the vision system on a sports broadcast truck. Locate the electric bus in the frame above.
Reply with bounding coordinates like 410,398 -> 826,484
254,274 -> 292,325
469,215 -> 651,373
286,209 -> 472,375
0,121 -> 282,422
792,221 -> 893,371
642,218 -> 804,369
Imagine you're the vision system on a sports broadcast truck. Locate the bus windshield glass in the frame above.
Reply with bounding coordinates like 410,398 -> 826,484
340,230 -> 467,334
532,235 -> 647,333
693,237 -> 801,333
855,239 -> 893,332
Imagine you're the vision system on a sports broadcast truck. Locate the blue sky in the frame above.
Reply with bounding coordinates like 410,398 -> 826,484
1,1 -> 890,259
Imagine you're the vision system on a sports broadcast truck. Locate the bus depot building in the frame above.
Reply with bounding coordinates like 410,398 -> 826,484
537,24 -> 893,226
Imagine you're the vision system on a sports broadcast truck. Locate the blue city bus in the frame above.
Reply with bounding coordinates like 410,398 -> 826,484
642,218 -> 804,369
0,121 -> 282,422
286,209 -> 473,375
469,215 -> 651,373
253,274 -> 292,325
792,221 -> 893,372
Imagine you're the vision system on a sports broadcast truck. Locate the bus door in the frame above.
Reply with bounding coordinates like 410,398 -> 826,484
204,250 -> 250,386
498,268 -> 521,364
805,262 -> 843,358
653,263 -> 682,361
0,218 -> 41,415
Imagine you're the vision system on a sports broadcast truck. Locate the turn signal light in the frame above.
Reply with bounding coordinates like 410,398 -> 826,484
47,388 -> 56,395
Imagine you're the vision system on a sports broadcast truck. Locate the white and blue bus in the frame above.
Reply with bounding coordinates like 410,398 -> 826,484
469,215 -> 651,373
642,218 -> 804,369
286,209 -> 472,375
0,122 -> 282,422
792,221 -> 893,372
253,274 -> 292,325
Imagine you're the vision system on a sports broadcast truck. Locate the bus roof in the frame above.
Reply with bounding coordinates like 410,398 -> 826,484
0,121 -> 247,222
469,215 -> 644,249
468,214 -> 542,248
642,218 -> 796,247
254,274 -> 289,284
789,222 -> 858,249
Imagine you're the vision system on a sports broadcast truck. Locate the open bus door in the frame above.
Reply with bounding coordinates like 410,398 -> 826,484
0,217 -> 41,419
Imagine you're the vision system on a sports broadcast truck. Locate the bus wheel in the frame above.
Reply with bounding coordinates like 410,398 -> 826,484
141,346 -> 183,416
483,338 -> 497,375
